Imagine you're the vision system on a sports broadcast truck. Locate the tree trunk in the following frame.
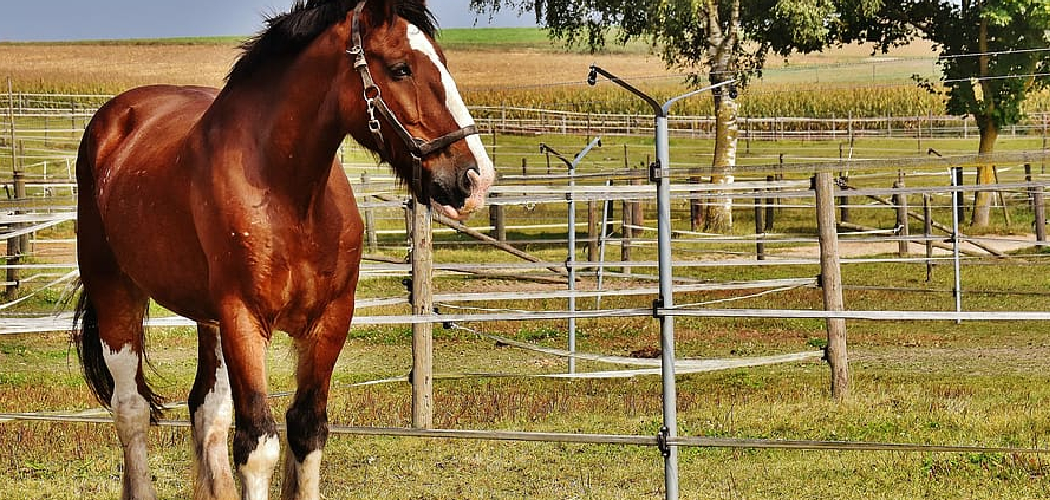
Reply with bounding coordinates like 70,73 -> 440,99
703,90 -> 739,233
972,117 -> 998,227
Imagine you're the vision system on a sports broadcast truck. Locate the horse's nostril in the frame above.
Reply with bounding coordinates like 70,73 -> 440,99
462,167 -> 479,191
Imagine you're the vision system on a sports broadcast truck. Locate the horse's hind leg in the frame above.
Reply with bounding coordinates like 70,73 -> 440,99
78,273 -> 156,500
189,323 -> 236,500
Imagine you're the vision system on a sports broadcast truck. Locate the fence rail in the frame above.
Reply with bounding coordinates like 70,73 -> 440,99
4,89 -> 1050,499
6,93 -> 1050,141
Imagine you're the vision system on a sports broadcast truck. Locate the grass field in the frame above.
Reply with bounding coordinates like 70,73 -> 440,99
2,27 -> 1050,500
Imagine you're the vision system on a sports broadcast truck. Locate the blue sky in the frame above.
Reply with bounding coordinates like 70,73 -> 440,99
0,0 -> 535,41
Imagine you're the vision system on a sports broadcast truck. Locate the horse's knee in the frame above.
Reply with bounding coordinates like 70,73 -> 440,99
285,399 -> 329,462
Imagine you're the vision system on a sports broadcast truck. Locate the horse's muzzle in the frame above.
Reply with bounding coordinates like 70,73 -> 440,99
432,164 -> 494,221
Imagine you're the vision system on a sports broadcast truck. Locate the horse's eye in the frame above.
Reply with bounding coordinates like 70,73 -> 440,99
390,63 -> 412,80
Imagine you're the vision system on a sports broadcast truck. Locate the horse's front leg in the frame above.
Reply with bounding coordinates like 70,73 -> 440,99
218,300 -> 280,500
189,323 -> 236,500
281,297 -> 354,500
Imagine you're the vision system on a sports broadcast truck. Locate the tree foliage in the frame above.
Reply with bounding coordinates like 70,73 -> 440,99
846,0 -> 1050,133
841,0 -> 1050,225
469,0 -> 882,83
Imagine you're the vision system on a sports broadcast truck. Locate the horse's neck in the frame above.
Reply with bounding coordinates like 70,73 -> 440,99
206,51 -> 347,210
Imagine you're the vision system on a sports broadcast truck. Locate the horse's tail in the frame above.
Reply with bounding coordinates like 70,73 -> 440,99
72,282 -> 165,422
72,284 -> 115,411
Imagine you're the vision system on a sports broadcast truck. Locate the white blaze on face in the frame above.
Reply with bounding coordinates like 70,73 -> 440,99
406,24 -> 496,219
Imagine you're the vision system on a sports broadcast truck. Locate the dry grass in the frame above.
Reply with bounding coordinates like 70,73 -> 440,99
0,43 -> 674,93
0,44 -> 238,92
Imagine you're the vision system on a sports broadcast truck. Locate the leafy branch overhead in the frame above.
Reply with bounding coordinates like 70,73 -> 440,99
468,0 -> 883,84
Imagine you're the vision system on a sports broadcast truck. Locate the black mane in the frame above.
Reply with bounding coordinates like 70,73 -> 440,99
227,0 -> 438,84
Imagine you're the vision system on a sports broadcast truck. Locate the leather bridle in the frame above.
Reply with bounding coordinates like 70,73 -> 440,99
347,1 -> 478,196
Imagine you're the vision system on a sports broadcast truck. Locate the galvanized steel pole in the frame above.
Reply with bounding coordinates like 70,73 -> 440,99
653,113 -> 679,498
565,152 -> 577,375
588,64 -> 733,500
542,138 -> 602,374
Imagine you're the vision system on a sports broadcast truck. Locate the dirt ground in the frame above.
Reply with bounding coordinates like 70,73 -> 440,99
773,233 -> 1039,259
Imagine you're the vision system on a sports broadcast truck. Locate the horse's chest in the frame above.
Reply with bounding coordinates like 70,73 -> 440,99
247,228 -> 360,332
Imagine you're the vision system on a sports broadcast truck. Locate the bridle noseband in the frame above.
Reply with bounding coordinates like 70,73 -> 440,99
347,2 -> 479,189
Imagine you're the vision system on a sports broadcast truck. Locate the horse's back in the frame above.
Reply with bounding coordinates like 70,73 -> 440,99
81,85 -> 217,184
78,85 -> 221,320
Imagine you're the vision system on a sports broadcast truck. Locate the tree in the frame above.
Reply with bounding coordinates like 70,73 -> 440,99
838,0 -> 1050,226
469,0 -> 880,232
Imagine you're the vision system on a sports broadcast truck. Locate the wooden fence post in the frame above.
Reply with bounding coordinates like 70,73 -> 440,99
814,173 -> 849,401
587,201 -> 599,268
360,173 -> 378,253
6,171 -> 26,299
5,234 -> 18,300
924,194 -> 934,283
7,78 -> 15,172
489,192 -> 506,243
621,191 -> 632,275
754,189 -> 765,260
894,178 -> 909,257
1035,186 -> 1047,248
410,195 -> 434,429
632,174 -> 645,237
1027,163 -> 1034,211
777,154 -> 785,213
764,175 -> 776,231
838,172 -> 850,224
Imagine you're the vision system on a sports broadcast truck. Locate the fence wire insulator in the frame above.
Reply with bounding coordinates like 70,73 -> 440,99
402,278 -> 413,303
648,161 -> 664,183
658,426 -> 672,458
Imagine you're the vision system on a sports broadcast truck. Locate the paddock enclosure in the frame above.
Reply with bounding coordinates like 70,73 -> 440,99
2,83 -> 1050,499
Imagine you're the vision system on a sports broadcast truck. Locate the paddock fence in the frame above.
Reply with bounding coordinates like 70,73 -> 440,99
2,89 -> 1050,498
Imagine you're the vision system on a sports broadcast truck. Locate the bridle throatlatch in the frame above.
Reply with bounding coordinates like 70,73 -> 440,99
348,2 -> 479,200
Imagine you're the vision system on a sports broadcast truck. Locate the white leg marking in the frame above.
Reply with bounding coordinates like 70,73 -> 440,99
299,450 -> 324,499
240,434 -> 280,500
104,344 -> 156,500
104,345 -> 142,411
284,449 -> 324,500
194,340 -> 235,496
407,25 -> 496,212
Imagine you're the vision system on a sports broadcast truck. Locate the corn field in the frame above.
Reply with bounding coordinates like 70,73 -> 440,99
463,83 -> 1050,119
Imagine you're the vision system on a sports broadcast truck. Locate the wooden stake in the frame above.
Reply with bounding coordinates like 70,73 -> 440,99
814,173 -> 849,401
754,189 -> 765,261
410,195 -> 433,429
924,194 -> 934,283
894,179 -> 909,257
360,173 -> 378,253
1035,186 -> 1047,248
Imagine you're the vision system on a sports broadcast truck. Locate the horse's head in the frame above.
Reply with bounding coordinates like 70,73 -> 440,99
341,0 -> 494,220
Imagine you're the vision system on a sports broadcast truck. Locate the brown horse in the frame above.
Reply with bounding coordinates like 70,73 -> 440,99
72,1 -> 494,499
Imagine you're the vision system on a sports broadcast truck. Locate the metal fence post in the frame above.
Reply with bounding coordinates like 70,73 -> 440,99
588,64 -> 734,500
654,112 -> 679,500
